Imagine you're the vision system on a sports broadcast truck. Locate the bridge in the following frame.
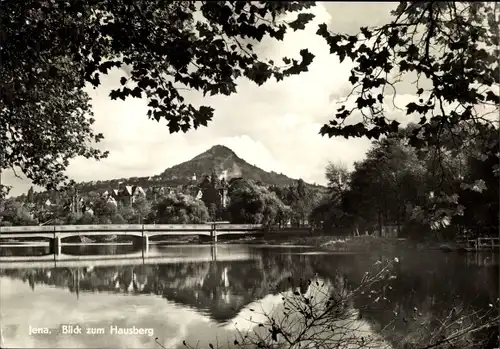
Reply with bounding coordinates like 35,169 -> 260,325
0,223 -> 263,256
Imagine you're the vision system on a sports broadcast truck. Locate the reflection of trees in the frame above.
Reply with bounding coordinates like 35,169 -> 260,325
12,268 -> 80,294
0,251 -> 318,323
344,253 -> 499,348
0,250 -> 497,344
0,245 -> 50,257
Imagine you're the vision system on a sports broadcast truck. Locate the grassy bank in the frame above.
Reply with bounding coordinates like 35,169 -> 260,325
218,235 -> 427,252
219,235 -> 469,253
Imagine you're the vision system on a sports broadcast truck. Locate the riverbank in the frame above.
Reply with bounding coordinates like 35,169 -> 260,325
212,235 -> 412,251
217,235 -> 473,253
0,234 -> 474,253
73,234 -> 496,253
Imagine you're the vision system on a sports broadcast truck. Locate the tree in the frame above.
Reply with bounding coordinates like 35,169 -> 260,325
132,196 -> 152,224
346,135 -> 429,236
92,197 -> 118,222
310,163 -> 352,233
110,213 -> 126,224
26,187 -> 35,203
2,1 -> 317,189
290,179 -> 317,227
45,201 -> 68,225
318,2 -> 499,220
149,193 -> 209,224
227,179 -> 290,228
118,205 -> 137,224
0,184 -> 10,223
0,199 -> 38,226
309,196 -> 340,232
325,162 -> 350,199
268,185 -> 285,200
312,131 -> 431,237
77,211 -> 99,225
207,203 -> 218,222
401,123 -> 499,239
65,212 -> 83,225
86,191 -> 100,203
455,126 -> 499,237
272,180 -> 322,227
297,179 -> 306,198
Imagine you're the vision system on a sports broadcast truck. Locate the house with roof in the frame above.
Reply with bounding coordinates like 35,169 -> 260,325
148,185 -> 189,202
195,189 -> 203,200
103,184 -> 147,207
131,185 -> 146,203
112,184 -> 132,207
105,194 -> 118,207
83,206 -> 94,215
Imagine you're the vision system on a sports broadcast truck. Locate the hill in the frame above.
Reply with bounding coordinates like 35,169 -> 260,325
68,145 -> 322,195
160,145 -> 303,186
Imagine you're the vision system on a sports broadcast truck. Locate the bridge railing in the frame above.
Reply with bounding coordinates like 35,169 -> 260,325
0,223 -> 263,234
0,226 -> 56,233
144,224 -> 212,231
215,224 -> 262,231
56,224 -> 144,232
466,237 -> 500,250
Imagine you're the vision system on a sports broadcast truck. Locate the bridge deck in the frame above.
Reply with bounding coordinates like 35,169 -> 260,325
0,224 -> 262,233
0,224 -> 263,240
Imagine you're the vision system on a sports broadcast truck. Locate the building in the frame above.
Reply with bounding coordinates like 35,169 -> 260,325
102,184 -> 146,207
105,195 -> 118,207
220,178 -> 228,208
198,173 -> 229,209
131,185 -> 146,203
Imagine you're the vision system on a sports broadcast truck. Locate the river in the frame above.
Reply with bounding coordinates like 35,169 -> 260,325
0,244 -> 498,349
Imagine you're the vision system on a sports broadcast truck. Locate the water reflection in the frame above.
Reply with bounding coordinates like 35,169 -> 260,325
0,245 -> 497,349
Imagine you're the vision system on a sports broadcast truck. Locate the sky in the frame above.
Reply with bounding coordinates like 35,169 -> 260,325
3,2 -> 406,197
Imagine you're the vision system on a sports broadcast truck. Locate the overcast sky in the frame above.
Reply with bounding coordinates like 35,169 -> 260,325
4,2 -> 405,197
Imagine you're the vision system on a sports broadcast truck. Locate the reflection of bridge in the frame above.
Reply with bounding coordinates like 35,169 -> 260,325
0,244 -> 258,267
0,224 -> 262,255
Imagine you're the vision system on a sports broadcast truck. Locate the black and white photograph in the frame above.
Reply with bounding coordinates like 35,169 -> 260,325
0,1 -> 499,348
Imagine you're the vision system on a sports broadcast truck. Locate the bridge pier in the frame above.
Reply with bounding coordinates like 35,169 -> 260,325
50,236 -> 62,256
210,225 -> 218,243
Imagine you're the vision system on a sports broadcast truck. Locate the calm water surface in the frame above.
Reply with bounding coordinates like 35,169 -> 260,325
0,244 -> 498,348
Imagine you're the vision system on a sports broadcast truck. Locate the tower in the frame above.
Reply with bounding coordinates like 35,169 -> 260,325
220,178 -> 228,208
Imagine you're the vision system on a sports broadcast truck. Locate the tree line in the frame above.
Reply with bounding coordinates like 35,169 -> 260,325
309,123 -> 498,241
0,177 -> 323,229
